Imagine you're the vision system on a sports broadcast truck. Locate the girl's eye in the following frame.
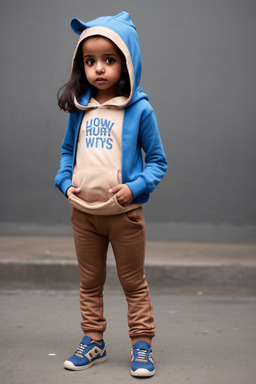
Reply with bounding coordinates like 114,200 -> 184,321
106,57 -> 115,64
85,58 -> 95,66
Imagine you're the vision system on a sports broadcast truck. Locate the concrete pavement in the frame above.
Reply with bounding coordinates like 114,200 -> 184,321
0,290 -> 256,384
0,236 -> 256,294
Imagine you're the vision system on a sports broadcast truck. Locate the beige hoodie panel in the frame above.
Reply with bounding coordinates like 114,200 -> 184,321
75,99 -> 123,173
69,97 -> 141,215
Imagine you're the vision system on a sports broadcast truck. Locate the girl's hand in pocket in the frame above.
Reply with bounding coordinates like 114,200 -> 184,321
109,184 -> 133,207
66,186 -> 81,197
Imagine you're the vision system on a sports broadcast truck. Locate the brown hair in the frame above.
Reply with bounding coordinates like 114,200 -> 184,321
57,38 -> 130,113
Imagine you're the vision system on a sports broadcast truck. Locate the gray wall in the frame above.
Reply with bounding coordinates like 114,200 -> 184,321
1,0 -> 256,242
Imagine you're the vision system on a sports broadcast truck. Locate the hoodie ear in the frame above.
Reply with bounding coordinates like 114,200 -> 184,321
70,18 -> 89,35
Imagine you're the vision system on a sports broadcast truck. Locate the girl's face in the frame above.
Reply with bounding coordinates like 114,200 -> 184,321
82,36 -> 125,101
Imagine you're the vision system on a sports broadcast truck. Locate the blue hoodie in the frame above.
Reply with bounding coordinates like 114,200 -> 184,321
55,12 -> 167,213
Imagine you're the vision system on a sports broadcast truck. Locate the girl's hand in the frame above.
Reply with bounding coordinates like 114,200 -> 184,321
109,184 -> 133,207
66,186 -> 81,197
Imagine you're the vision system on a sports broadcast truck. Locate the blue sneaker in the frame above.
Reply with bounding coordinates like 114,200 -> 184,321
64,336 -> 106,370
130,341 -> 155,377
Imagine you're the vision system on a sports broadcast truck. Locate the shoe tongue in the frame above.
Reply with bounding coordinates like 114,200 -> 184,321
82,336 -> 92,346
134,341 -> 149,350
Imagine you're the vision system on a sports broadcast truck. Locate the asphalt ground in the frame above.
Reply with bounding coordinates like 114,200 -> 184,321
1,290 -> 256,384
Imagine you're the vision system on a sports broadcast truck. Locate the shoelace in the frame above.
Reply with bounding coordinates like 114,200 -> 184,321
134,348 -> 149,360
76,343 -> 90,355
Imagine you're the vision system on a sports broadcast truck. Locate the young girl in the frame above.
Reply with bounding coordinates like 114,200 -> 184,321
55,11 -> 167,377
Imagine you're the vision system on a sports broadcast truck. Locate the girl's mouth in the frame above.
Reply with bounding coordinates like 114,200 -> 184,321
95,78 -> 107,84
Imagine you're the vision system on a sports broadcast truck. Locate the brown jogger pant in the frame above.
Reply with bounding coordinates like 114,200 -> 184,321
71,207 -> 155,344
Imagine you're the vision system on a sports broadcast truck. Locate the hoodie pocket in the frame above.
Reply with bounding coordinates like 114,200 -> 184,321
69,166 -> 126,215
72,166 -> 121,203
68,193 -> 126,215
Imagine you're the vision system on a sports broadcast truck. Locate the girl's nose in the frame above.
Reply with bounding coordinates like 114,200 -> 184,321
96,62 -> 105,74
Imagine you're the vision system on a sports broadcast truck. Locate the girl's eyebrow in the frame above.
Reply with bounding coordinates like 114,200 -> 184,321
83,53 -> 118,58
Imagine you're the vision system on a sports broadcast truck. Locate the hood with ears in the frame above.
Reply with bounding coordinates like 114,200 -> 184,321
70,11 -> 147,108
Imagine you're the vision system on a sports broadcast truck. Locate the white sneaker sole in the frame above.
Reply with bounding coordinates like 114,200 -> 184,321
130,368 -> 156,377
64,356 -> 107,371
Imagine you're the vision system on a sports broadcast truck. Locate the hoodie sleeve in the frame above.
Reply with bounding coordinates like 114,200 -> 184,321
54,113 -> 76,196
126,110 -> 168,200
